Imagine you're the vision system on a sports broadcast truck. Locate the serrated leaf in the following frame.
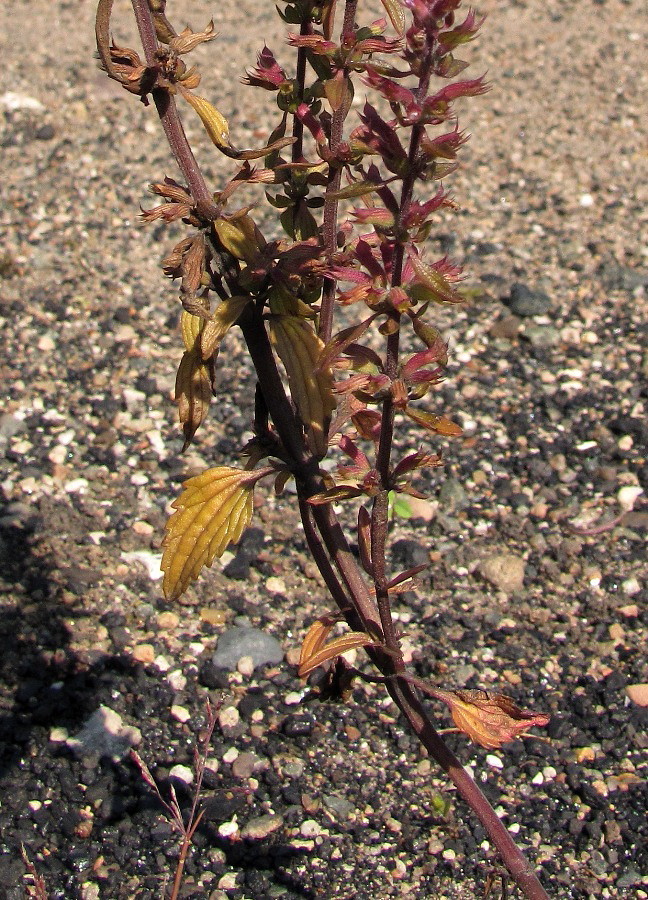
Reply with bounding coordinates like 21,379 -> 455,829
432,689 -> 551,750
175,348 -> 215,449
380,0 -> 405,35
200,295 -> 250,359
405,407 -> 463,437
268,315 -> 335,457
162,466 -> 267,599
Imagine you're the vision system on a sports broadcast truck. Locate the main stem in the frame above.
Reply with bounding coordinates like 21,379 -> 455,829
125,3 -> 550,896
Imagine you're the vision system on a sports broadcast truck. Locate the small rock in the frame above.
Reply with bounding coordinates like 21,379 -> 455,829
170,705 -> 191,723
237,655 -> 255,677
240,814 -> 283,840
505,283 -> 552,317
625,684 -> 648,707
157,611 -> 179,629
391,538 -> 429,569
212,627 -> 283,671
479,553 -> 525,593
169,765 -> 194,785
218,706 -> 240,730
199,607 -> 228,626
521,324 -> 561,348
232,752 -> 265,778
489,314 -> 521,339
265,576 -> 286,594
120,551 -> 163,581
132,644 -> 156,664
323,794 -> 355,819
65,706 -> 141,761
438,478 -> 468,512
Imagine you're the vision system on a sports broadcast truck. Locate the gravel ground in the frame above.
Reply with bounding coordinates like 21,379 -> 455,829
0,0 -> 646,898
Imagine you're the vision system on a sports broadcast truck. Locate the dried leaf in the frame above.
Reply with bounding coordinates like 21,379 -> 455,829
200,295 -> 251,359
328,180 -> 386,201
182,92 -> 231,150
298,629 -> 374,677
181,310 -> 204,352
175,348 -> 214,449
268,315 -> 336,457
298,615 -> 339,671
162,466 -> 268,599
435,689 -> 551,750
307,485 -> 364,505
405,407 -> 463,437
380,0 -> 406,36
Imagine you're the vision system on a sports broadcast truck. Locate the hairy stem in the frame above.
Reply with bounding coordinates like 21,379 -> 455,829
319,0 -> 358,345
131,0 -> 217,220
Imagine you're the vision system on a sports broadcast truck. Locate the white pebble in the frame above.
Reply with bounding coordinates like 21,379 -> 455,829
223,747 -> 239,763
166,670 -> 187,691
171,705 -> 191,723
618,486 -> 643,510
486,754 -> 504,769
169,764 -> 194,785
218,820 -> 239,840
218,706 -> 240,729
266,576 -> 286,594
237,655 -> 255,677
284,691 -> 304,706
579,193 -> 594,207
531,772 -> 544,785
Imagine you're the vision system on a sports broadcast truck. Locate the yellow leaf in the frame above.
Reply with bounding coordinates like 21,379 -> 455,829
162,466 -> 265,600
380,0 -> 406,35
268,315 -> 336,458
182,92 -> 230,150
175,348 -> 214,449
181,310 -> 204,352
213,218 -> 259,264
200,295 -> 251,359
405,407 -> 463,437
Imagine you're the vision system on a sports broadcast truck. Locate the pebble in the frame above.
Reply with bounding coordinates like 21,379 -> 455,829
166,670 -> 187,691
132,644 -> 156,664
300,819 -> 322,837
265,576 -> 286,594
170,705 -> 191,723
218,706 -> 240,730
232,752 -> 265,778
212,626 -> 283,671
625,684 -> 648,707
240,814 -> 283,840
169,765 -> 194,785
65,706 -> 141,761
479,553 -> 526,593
505,283 -> 552,317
